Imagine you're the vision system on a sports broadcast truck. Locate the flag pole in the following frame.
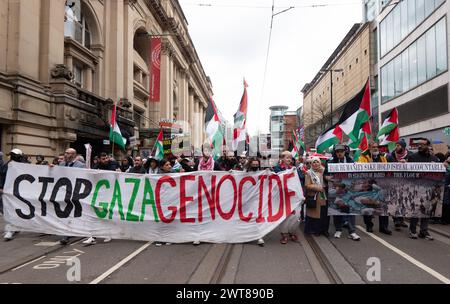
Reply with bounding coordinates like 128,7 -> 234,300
111,101 -> 116,158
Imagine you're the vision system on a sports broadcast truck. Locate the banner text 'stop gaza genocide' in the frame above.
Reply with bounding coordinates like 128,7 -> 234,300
3,163 -> 304,243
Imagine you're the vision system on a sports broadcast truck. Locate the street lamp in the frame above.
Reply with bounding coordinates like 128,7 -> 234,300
320,68 -> 343,126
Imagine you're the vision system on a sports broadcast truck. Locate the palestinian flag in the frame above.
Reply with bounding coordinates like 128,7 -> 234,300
378,108 -> 399,152
291,139 -> 299,158
315,124 -> 343,153
293,129 -> 306,151
232,79 -> 248,151
349,120 -> 372,148
353,132 -> 370,161
109,103 -> 127,150
205,98 -> 223,159
154,129 -> 164,161
337,78 -> 371,143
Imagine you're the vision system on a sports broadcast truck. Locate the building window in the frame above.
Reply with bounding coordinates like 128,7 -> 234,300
64,1 -> 91,49
380,17 -> 447,103
379,0 -> 445,57
74,64 -> 83,88
436,17 -> 447,74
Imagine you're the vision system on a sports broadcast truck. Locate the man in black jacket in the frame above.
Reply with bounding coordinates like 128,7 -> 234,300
127,156 -> 146,174
407,138 -> 440,240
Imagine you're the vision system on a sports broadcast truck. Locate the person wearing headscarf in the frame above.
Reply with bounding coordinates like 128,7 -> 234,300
304,156 -> 330,237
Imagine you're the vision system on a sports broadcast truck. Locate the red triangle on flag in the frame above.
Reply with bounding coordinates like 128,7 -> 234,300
360,79 -> 371,116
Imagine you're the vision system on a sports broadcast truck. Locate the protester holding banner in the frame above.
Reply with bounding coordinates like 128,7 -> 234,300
179,157 -> 196,173
120,156 -> 133,172
324,145 -> 359,241
246,157 -> 265,247
304,156 -> 329,237
1,148 -> 24,241
145,157 -> 160,174
273,151 -> 294,174
295,155 -> 307,223
127,156 -> 146,174
386,139 -> 411,163
387,139 -> 411,230
159,159 -> 174,174
195,146 -> 220,171
59,148 -> 86,169
276,151 -> 301,244
407,138 -> 439,240
57,148 -> 86,245
236,153 -> 248,171
83,152 -> 117,245
358,141 -> 392,235
218,152 -> 240,171
443,153 -> 450,225
94,152 -> 120,171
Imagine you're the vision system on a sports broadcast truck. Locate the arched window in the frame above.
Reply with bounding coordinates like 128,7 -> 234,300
63,0 -> 101,93
64,0 -> 91,49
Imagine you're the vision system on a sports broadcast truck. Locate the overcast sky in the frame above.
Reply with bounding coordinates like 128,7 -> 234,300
179,0 -> 363,135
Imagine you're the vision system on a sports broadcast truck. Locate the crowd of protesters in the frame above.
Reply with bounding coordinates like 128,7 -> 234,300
1,137 -> 449,246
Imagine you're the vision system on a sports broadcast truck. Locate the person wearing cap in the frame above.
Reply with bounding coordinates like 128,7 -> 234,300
387,139 -> 412,163
357,141 -> 392,235
386,139 -> 412,230
323,145 -> 360,241
1,148 -> 25,241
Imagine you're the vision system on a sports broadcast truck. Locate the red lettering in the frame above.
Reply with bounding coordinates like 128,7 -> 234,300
283,172 -> 296,215
215,175 -> 237,220
155,176 -> 177,223
256,175 -> 267,223
267,174 -> 284,222
180,175 -> 196,223
238,176 -> 255,222
198,175 -> 216,222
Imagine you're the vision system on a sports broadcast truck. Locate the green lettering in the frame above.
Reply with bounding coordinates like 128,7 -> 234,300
140,178 -> 159,222
91,180 -> 110,219
125,178 -> 140,222
109,180 -> 125,220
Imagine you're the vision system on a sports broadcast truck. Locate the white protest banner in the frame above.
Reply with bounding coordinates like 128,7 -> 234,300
327,163 -> 446,218
3,163 -> 304,243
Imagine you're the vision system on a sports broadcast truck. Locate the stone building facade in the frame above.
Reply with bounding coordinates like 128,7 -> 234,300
0,0 -> 211,160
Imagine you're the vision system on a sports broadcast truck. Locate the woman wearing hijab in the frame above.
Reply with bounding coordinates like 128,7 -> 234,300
304,157 -> 329,236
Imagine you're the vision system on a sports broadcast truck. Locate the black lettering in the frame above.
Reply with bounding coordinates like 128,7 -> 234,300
71,178 -> 92,217
49,178 -> 73,218
38,177 -> 54,217
13,174 -> 36,219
